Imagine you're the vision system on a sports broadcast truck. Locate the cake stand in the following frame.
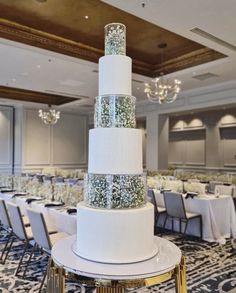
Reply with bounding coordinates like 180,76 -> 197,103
48,235 -> 187,293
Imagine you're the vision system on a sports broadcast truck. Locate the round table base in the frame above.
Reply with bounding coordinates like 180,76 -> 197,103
48,235 -> 187,293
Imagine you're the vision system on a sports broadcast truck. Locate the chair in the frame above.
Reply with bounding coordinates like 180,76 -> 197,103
53,176 -> 64,184
147,189 -> 166,228
68,178 -> 78,185
7,202 -> 36,277
0,199 -> 29,264
163,192 -> 202,239
27,208 -> 69,290
207,181 -> 223,194
43,175 -> 53,183
0,199 -> 14,264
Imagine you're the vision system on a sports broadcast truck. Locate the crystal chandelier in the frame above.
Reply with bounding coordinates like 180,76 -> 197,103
144,74 -> 181,104
144,43 -> 181,104
38,105 -> 60,125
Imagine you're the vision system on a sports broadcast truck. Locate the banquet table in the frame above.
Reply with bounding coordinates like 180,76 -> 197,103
0,192 -> 77,235
154,190 -> 236,243
1,191 -> 236,244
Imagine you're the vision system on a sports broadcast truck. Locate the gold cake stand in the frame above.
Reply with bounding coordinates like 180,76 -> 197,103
47,235 -> 187,293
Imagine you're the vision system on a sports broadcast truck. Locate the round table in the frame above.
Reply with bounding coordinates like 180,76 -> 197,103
49,235 -> 187,293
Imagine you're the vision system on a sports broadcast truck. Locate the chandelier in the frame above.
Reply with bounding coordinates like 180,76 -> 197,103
144,43 -> 181,104
38,105 -> 60,125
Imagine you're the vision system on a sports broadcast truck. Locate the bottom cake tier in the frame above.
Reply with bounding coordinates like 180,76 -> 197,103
76,202 -> 158,264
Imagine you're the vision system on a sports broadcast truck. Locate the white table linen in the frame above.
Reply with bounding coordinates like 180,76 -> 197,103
154,190 -> 236,243
2,190 -> 236,243
0,192 -> 77,235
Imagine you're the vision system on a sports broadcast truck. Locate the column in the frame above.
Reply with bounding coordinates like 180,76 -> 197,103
205,113 -> 222,169
146,112 -> 169,171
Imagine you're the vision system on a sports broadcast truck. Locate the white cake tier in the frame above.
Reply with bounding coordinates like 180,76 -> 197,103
99,55 -> 132,96
88,128 -> 142,174
76,202 -> 158,264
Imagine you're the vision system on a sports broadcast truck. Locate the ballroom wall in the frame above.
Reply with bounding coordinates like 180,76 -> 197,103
0,106 -> 14,174
169,109 -> 236,171
137,81 -> 236,172
0,106 -> 88,174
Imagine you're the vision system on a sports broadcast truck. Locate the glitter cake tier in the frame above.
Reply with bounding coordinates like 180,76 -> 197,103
95,95 -> 136,128
84,173 -> 146,209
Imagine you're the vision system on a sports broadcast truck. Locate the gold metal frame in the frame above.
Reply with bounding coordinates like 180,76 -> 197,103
46,256 -> 187,293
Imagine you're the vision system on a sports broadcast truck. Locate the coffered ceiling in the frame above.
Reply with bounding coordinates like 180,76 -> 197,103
0,0 -> 235,109
0,0 -> 224,78
0,0 -> 225,106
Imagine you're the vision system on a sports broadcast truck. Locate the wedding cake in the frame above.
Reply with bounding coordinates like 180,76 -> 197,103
76,23 -> 158,264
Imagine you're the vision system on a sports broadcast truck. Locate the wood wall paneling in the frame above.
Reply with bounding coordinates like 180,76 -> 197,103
185,130 -> 205,165
0,107 -> 13,172
169,132 -> 184,164
24,109 -> 51,165
169,129 -> 206,166
52,113 -> 87,165
23,109 -> 88,170
220,127 -> 236,167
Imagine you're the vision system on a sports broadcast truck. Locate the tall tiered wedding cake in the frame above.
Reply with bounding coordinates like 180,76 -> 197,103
76,23 -> 158,264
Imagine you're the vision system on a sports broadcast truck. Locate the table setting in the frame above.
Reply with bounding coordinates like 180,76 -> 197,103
153,189 -> 236,243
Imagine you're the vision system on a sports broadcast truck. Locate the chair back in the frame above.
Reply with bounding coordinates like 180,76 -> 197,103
27,209 -> 51,251
147,189 -> 158,217
54,177 -> 64,183
36,174 -> 44,183
0,199 -> 11,228
7,203 -> 27,240
163,192 -> 186,219
208,181 -> 223,194
68,178 -> 78,185
43,175 -> 53,183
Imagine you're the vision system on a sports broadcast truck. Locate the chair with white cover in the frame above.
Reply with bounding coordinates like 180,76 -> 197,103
163,192 -> 202,239
147,189 -> 166,229
27,208 -> 69,290
6,202 -> 36,277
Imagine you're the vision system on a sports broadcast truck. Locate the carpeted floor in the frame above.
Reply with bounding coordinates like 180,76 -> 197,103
0,231 -> 236,293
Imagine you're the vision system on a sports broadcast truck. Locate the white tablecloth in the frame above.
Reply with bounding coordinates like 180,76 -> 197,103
0,192 -> 77,235
154,190 -> 236,243
2,191 -> 236,243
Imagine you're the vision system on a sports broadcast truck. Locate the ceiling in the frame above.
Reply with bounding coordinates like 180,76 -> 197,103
0,0 -> 235,110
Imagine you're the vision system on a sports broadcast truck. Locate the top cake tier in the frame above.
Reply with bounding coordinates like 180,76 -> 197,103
105,23 -> 126,56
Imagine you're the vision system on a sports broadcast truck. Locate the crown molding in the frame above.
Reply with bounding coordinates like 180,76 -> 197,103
0,18 -> 225,78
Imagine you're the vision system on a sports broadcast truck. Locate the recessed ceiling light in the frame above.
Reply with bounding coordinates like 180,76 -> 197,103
84,15 -> 89,19
36,65 -> 41,68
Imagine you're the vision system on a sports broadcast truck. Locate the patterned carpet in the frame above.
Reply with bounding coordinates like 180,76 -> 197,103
0,230 -> 236,293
